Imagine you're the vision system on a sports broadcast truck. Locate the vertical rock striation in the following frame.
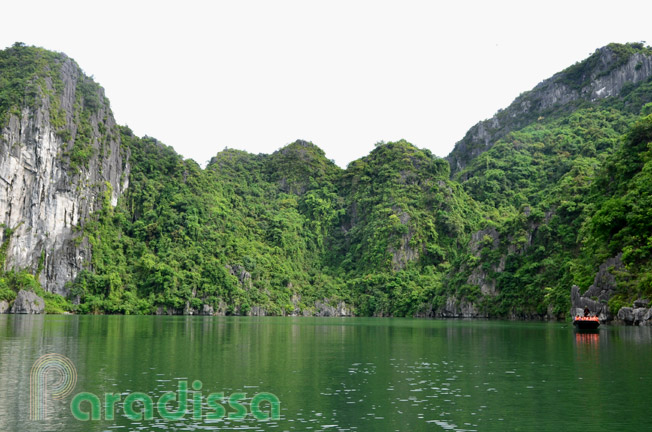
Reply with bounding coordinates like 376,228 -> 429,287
448,43 -> 652,174
0,49 -> 129,295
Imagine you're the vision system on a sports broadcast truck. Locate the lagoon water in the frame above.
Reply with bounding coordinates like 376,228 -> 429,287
0,315 -> 650,431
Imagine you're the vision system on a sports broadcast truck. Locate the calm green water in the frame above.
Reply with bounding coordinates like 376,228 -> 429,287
0,316 -> 650,431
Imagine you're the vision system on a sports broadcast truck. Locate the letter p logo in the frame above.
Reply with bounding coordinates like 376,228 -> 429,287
30,353 -> 77,420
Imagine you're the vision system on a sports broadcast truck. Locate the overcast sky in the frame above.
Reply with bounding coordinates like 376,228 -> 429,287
2,0 -> 651,167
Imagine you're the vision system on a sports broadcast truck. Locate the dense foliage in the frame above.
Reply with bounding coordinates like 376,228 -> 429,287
2,43 -> 652,318
65,135 -> 480,316
582,115 -> 652,312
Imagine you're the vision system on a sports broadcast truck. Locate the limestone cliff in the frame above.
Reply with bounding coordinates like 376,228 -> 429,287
0,45 -> 129,294
447,43 -> 652,174
1,42 -> 650,319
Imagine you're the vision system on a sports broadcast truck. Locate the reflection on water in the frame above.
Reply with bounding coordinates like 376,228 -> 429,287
0,316 -> 651,431
574,331 -> 600,351
574,331 -> 599,345
574,331 -> 600,369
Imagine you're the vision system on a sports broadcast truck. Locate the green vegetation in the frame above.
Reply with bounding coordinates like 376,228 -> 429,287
0,269 -> 72,312
583,115 -> 652,303
0,43 -> 71,132
0,223 -> 72,312
0,43 -> 112,313
452,106 -> 652,316
338,141 -> 480,315
62,136 -> 481,316
0,43 -> 51,125
65,133 -> 348,315
0,43 -> 110,173
447,43 -> 652,176
1,42 -> 652,317
560,42 -> 652,91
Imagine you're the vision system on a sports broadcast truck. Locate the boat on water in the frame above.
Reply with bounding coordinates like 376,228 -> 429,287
573,315 -> 600,330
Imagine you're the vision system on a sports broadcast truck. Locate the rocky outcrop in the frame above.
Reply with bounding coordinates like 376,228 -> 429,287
267,140 -> 341,196
390,210 -> 419,271
570,285 -> 609,321
314,300 -> 351,317
414,296 -> 489,318
0,53 -> 129,295
569,253 -> 644,324
466,227 -> 501,296
464,209 -> 554,302
10,290 -> 45,314
434,297 -> 487,318
570,254 -> 625,321
448,44 -> 652,174
200,304 -> 215,316
155,306 -> 184,315
614,298 -> 652,326
163,298 -> 351,317
225,264 -> 253,291
616,306 -> 652,325
249,306 -> 267,316
0,300 -> 9,314
582,254 -> 624,303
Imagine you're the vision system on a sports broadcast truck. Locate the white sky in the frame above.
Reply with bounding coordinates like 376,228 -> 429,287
2,0 -> 651,167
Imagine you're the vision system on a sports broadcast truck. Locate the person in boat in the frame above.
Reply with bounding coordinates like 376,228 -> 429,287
584,307 -> 590,317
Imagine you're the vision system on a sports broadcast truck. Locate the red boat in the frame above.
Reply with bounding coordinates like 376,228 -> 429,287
573,315 -> 600,330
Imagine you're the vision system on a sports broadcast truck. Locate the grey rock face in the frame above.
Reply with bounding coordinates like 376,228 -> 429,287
644,308 -> 652,324
183,302 -> 196,315
571,254 -> 652,325
464,209 -> 555,307
314,300 -> 351,317
570,254 -> 625,322
616,306 -> 652,325
10,290 -> 45,314
583,254 -> 624,303
0,300 -> 9,314
466,227 -> 501,296
448,45 -> 652,173
617,307 -> 634,323
585,51 -> 652,101
435,296 -> 487,318
155,306 -> 183,315
634,308 -> 649,324
225,264 -> 253,291
0,57 -> 129,295
389,209 -> 420,271
200,304 -> 215,316
249,306 -> 266,316
469,227 -> 500,255
634,299 -> 649,308
570,285 -> 609,322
